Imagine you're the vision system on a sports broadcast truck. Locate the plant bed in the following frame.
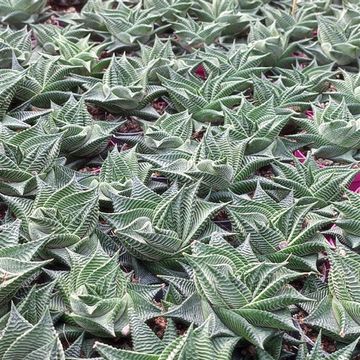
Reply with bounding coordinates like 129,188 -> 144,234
2,1 -> 360,359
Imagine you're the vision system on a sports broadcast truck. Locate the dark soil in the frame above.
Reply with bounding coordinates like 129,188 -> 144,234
175,322 -> 189,336
213,210 -> 228,222
47,0 -> 84,12
280,121 -> 301,136
293,310 -> 318,344
147,317 -> 168,339
87,105 -> 117,121
119,119 -> 143,134
255,165 -> 274,179
238,344 -> 256,359
152,98 -> 168,115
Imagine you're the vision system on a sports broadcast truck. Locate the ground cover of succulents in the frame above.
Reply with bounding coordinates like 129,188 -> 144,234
2,0 -> 360,358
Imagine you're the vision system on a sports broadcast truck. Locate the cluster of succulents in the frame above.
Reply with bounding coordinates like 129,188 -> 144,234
1,0 -> 360,358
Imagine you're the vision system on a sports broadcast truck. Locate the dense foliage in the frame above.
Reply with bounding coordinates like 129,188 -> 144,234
1,0 -> 360,358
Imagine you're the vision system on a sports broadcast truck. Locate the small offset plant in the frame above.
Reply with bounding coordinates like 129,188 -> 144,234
1,1 -> 360,359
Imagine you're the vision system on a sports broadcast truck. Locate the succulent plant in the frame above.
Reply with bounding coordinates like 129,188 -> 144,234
33,24 -> 103,72
333,190 -> 360,249
103,180 -> 226,262
46,244 -> 160,337
248,21 -> 299,66
160,69 -> 243,122
296,330 -> 359,359
16,55 -> 84,107
0,26 -> 32,66
0,0 -> 47,25
1,177 -> 99,257
51,96 -> 120,157
229,183 -> 331,271
191,0 -> 256,37
327,69 -> 360,114
269,155 -> 357,206
144,0 -> 192,21
274,60 -> 334,93
302,246 -> 360,339
238,0 -> 291,10
96,314 -> 238,360
262,3 -> 319,41
0,305 -> 65,359
0,122 -> 61,195
0,220 -> 49,308
291,100 -> 360,162
316,15 -> 360,65
95,146 -> 153,200
146,126 -> 273,192
223,96 -> 293,160
164,235 -> 311,348
196,46 -> 268,81
82,55 -> 166,119
170,16 -> 226,47
99,2 -> 161,51
251,76 -> 318,112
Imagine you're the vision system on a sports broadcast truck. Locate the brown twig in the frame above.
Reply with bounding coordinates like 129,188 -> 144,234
292,0 -> 298,16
